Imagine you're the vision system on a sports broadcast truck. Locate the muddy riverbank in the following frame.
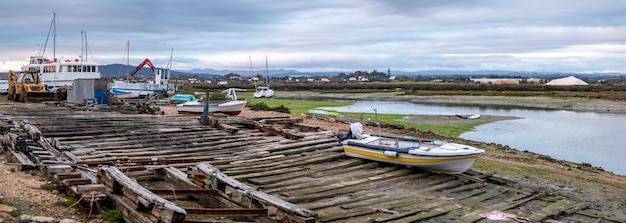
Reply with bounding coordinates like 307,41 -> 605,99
276,91 -> 626,114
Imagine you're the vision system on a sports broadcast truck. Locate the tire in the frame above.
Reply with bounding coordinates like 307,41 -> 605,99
19,90 -> 25,102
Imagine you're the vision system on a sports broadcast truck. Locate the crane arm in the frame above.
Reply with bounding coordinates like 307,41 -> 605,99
129,58 -> 156,77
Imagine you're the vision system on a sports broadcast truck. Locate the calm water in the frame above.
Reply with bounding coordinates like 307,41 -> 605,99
318,100 -> 626,176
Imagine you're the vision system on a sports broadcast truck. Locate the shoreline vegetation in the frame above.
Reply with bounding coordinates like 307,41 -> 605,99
238,90 -> 626,218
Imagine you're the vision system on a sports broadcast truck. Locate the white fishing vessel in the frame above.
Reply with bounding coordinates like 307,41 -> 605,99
21,13 -> 101,90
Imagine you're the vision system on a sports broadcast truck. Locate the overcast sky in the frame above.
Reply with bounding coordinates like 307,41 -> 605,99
1,0 -> 626,74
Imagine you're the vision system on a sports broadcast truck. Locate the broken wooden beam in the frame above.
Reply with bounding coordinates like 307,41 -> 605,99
98,165 -> 187,223
149,189 -> 218,196
184,207 -> 268,217
194,163 -> 317,223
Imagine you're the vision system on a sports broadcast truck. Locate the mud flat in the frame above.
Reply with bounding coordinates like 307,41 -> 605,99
277,91 -> 626,114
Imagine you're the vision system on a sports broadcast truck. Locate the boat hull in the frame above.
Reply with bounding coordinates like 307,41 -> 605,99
341,134 -> 484,174
176,100 -> 247,116
343,146 -> 480,174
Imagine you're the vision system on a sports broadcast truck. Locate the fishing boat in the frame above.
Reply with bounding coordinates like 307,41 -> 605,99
109,43 -> 179,98
22,13 -> 101,90
176,88 -> 247,115
339,124 -> 484,174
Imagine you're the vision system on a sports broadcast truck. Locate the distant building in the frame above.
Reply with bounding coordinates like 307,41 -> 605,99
470,77 -> 521,85
545,76 -> 588,86
526,78 -> 543,84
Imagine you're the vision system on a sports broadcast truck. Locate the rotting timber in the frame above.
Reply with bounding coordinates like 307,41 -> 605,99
0,102 -> 624,223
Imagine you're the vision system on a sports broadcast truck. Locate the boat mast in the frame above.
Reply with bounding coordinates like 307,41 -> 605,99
126,41 -> 130,82
81,31 -> 84,62
250,56 -> 257,90
53,12 -> 56,60
265,55 -> 269,87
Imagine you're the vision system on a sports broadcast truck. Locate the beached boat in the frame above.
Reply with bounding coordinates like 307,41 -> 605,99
253,86 -> 274,98
176,100 -> 247,115
176,88 -> 247,115
110,45 -> 179,98
456,114 -> 481,119
339,125 -> 484,174
22,13 -> 101,90
170,94 -> 197,104
109,88 -> 140,99
253,55 -> 274,98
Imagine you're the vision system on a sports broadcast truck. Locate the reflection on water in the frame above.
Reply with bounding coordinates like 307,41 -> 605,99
319,100 -> 626,176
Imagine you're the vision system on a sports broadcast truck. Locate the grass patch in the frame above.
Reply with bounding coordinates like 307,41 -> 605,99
239,92 -> 351,114
339,112 -> 487,138
61,195 -> 78,207
40,181 -> 59,191
102,209 -> 123,222
238,91 -> 487,137
10,207 -> 22,217
249,102 -> 291,114
29,169 -> 40,176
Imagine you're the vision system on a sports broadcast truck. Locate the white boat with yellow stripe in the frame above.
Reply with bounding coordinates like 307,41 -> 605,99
340,132 -> 484,174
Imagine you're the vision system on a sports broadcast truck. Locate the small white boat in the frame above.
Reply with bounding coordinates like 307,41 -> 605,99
456,114 -> 481,119
339,124 -> 484,174
176,100 -> 247,115
253,86 -> 274,98
253,55 -> 275,98
176,88 -> 247,115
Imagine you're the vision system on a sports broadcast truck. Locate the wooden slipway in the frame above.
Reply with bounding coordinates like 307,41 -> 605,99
0,102 -> 623,223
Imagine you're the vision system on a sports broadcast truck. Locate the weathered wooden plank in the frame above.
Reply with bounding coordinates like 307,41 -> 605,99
386,205 -> 460,223
98,166 -> 187,223
561,202 -> 590,215
105,191 -> 159,223
462,186 -> 510,202
185,207 -> 267,217
264,165 -> 397,194
283,169 -> 417,203
451,193 -> 539,223
528,199 -> 577,222
195,163 -> 318,220
443,182 -> 487,193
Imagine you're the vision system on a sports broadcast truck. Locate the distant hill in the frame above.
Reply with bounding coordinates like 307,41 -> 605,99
3,64 -> 624,80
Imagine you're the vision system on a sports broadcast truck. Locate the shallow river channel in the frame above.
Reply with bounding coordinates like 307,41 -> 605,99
319,100 -> 626,176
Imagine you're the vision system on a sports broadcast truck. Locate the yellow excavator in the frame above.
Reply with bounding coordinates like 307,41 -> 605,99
7,70 -> 57,103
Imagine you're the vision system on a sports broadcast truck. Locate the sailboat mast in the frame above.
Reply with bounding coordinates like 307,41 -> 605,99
53,12 -> 56,60
84,32 -> 88,61
126,41 -> 130,82
265,55 -> 270,87
81,31 -> 84,62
